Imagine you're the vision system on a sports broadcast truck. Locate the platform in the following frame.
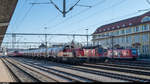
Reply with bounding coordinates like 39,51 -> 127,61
0,58 -> 14,82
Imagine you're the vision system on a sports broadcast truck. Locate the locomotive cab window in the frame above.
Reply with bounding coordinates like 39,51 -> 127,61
104,49 -> 107,52
131,49 -> 137,55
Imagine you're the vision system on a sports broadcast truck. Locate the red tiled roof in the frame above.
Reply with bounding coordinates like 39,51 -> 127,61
93,11 -> 150,34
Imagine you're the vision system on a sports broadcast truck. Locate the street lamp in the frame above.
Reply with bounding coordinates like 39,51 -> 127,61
111,35 -> 114,59
44,27 -> 48,58
85,29 -> 88,47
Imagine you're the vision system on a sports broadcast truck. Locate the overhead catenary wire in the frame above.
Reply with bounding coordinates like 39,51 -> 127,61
8,0 -> 28,33
49,0 -> 126,35
46,8 -> 91,32
53,0 -> 105,26
68,0 -> 150,34
147,0 -> 150,5
40,14 -> 60,30
12,5 -> 34,32
67,0 -> 126,29
137,0 -> 150,12
28,0 -> 61,30
30,0 -> 90,32
68,10 -> 145,34
48,0 -> 126,33
5,33 -> 91,36
46,0 -> 106,32
50,0 -> 81,17
12,0 -> 38,33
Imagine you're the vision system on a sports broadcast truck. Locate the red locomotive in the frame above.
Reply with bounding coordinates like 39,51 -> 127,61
10,45 -> 138,64
7,51 -> 23,57
107,49 -> 138,60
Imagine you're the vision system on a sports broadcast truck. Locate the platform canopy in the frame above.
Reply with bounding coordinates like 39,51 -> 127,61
0,0 -> 18,46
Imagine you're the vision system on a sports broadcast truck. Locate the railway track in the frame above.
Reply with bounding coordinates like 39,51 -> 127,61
9,57 -> 129,82
12,57 -> 150,82
117,60 -> 150,64
54,64 -> 150,82
6,58 -> 99,82
82,63 -> 150,76
108,60 -> 150,67
1,58 -> 41,82
93,62 -> 150,71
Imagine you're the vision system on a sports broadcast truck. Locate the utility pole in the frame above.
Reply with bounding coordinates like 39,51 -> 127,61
125,34 -> 127,49
72,34 -> 75,47
86,29 -> 88,47
16,36 -> 22,50
73,34 -> 75,42
63,0 -> 66,17
111,35 -> 114,59
12,34 -> 16,49
86,29 -> 89,63
45,34 -> 48,58
44,27 -> 48,58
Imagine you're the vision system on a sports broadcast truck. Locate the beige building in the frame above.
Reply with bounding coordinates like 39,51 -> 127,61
92,11 -> 150,58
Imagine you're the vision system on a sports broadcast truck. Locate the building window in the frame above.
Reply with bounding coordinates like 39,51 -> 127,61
119,37 -> 122,43
104,29 -> 106,31
116,31 -> 119,35
126,36 -> 129,43
109,32 -> 111,36
122,24 -> 125,27
106,39 -> 109,44
126,28 -> 132,34
142,45 -> 149,55
113,31 -> 117,36
120,37 -> 125,43
142,34 -> 149,42
133,27 -> 139,33
126,36 -> 132,44
99,35 -> 102,38
129,23 -> 132,26
142,24 -> 149,31
141,16 -> 150,23
107,32 -> 110,36
136,26 -> 140,32
116,38 -> 120,43
134,35 -> 140,43
111,32 -> 114,36
147,24 -> 150,30
96,35 -> 98,39
102,34 -> 105,37
112,27 -> 115,29
108,39 -> 111,44
117,26 -> 120,28
142,25 -> 147,31
113,38 -> 116,44
123,37 -> 125,43
104,33 -> 106,37
95,41 -> 99,45
105,33 -> 109,37
98,35 -> 100,39
121,29 -> 125,35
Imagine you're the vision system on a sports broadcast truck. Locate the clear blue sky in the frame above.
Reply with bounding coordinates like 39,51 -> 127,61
3,0 -> 150,45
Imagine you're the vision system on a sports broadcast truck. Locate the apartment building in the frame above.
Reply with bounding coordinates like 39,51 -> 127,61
92,11 -> 150,58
